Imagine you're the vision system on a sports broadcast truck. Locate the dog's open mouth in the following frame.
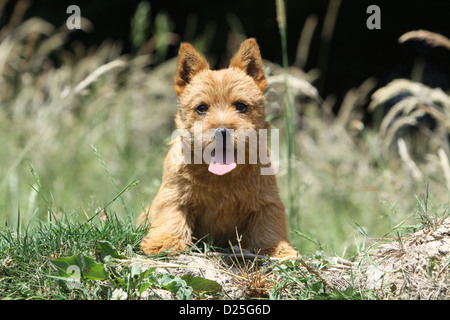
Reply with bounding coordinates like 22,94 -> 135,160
208,149 -> 237,175
207,127 -> 237,176
207,127 -> 238,176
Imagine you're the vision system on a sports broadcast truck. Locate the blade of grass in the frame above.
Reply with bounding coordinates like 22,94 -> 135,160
28,164 -> 48,205
28,163 -> 56,222
85,179 -> 140,224
91,144 -> 140,217
276,0 -> 297,226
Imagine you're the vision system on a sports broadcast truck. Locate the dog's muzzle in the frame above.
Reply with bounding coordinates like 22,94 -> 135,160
209,127 -> 237,175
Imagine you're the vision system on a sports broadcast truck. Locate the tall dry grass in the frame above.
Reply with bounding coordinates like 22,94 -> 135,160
266,21 -> 450,254
0,11 -> 177,226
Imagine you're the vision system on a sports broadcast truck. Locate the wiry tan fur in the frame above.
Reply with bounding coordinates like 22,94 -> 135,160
138,38 -> 299,259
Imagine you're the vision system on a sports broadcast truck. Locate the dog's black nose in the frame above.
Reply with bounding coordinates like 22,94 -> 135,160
215,127 -> 229,141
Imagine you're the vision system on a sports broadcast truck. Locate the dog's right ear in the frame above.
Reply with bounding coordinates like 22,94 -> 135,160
174,43 -> 209,96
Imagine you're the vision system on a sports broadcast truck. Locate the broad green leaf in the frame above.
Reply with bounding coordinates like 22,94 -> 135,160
51,254 -> 108,280
181,275 -> 222,293
95,240 -> 126,261
342,286 -> 354,297
310,281 -> 323,293
137,268 -> 157,294
153,273 -> 192,300
176,286 -> 193,300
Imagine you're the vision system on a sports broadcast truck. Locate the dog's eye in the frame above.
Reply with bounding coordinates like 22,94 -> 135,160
196,104 -> 208,115
234,102 -> 248,113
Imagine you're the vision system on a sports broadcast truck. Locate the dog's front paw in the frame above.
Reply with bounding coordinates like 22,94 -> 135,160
262,242 -> 300,260
141,232 -> 188,255
274,248 -> 301,260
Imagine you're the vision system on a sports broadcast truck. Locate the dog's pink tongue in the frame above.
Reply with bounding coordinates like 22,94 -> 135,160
208,152 -> 237,175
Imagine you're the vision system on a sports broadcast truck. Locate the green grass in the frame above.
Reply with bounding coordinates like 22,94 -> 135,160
0,178 -> 445,300
0,212 -> 352,300
0,208 -> 146,299
0,189 -> 373,300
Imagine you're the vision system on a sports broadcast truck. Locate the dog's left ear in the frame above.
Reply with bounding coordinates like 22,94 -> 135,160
229,38 -> 267,93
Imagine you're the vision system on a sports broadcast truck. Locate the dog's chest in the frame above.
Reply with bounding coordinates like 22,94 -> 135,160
188,185 -> 259,244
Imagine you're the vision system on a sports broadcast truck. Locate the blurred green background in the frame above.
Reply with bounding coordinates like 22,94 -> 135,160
1,0 -> 450,257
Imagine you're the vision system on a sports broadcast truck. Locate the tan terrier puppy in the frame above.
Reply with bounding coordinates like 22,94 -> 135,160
138,38 -> 298,259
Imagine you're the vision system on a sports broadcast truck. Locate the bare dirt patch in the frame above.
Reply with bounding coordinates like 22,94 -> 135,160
352,218 -> 450,299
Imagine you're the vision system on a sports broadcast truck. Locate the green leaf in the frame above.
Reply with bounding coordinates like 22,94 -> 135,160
95,240 -> 126,261
137,269 -> 210,299
342,286 -> 354,297
136,268 -> 157,295
154,273 -> 193,300
51,254 -> 108,281
351,221 -> 372,239
310,281 -> 323,293
181,275 -> 222,294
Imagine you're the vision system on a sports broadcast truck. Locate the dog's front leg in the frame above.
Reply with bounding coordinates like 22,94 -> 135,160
140,197 -> 193,255
246,200 -> 299,259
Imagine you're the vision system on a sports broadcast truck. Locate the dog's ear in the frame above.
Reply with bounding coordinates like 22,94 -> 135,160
229,38 -> 267,93
174,43 -> 209,96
